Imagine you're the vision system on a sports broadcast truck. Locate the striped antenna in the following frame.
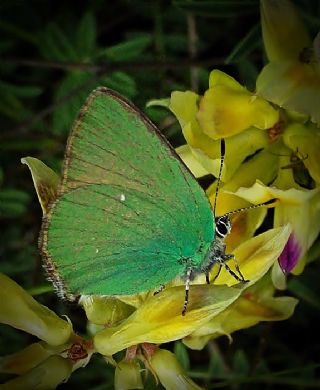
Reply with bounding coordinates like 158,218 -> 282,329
221,198 -> 277,218
213,139 -> 226,216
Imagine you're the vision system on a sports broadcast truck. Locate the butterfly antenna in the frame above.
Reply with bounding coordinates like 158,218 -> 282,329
222,198 -> 277,218
213,139 -> 226,216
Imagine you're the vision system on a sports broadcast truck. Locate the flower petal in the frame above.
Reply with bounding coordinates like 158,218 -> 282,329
0,342 -> 64,375
114,360 -> 143,390
221,148 -> 280,191
150,349 -> 203,390
169,90 -> 271,181
213,225 -> 291,286
169,90 -> 199,128
197,70 -> 279,139
260,0 -> 310,61
21,157 -> 59,215
234,182 -> 320,273
176,144 -> 209,178
94,284 -> 243,356
80,295 -> 135,326
283,122 -> 320,184
257,61 -> 320,125
0,273 -> 72,346
184,276 -> 298,350
278,233 -> 301,273
0,355 -> 72,390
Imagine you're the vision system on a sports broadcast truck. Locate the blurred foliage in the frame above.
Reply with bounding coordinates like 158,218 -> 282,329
1,0 -> 320,388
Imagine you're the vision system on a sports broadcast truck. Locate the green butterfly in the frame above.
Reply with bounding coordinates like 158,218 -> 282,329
40,88 -> 246,315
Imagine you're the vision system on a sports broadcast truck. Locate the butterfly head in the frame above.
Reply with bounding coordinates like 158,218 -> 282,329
215,215 -> 231,240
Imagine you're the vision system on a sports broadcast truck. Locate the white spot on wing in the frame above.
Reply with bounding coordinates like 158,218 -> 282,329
120,193 -> 126,202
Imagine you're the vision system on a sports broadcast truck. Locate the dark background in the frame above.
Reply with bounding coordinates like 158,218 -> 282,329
1,0 -> 320,388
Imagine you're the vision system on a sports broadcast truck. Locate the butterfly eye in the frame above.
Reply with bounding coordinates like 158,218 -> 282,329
215,216 -> 231,239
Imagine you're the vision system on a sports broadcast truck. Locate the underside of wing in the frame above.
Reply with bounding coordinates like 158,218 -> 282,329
41,88 -> 214,297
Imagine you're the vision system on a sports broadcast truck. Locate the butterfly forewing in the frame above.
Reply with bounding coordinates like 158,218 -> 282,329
41,88 -> 214,297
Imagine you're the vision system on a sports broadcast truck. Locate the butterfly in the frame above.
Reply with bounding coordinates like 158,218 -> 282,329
40,87 -> 249,316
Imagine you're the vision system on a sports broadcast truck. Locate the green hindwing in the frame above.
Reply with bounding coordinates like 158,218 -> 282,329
41,88 -> 214,298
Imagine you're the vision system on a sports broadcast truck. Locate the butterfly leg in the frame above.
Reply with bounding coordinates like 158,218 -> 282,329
217,254 -> 249,283
182,268 -> 193,316
231,255 -> 248,282
212,264 -> 222,283
206,264 -> 222,284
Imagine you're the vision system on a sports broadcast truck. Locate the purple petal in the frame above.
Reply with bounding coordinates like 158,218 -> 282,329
278,234 -> 301,273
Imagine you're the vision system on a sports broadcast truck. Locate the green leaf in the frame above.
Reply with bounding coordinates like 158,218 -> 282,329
99,35 -> 152,61
287,278 -> 320,310
76,12 -> 96,58
236,59 -> 259,91
52,71 -> 97,134
174,341 -> 190,371
208,343 -> 229,378
101,72 -> 137,98
0,188 -> 31,218
0,139 -> 60,151
164,33 -> 188,53
39,23 -> 78,61
0,20 -> 38,45
232,350 -> 250,376
144,105 -> 171,124
173,0 -> 259,17
225,23 -> 261,64
0,94 -> 32,122
0,80 -> 42,98
306,238 -> 320,264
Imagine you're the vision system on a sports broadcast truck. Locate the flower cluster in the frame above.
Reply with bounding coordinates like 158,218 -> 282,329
151,0 -> 320,289
1,0 -> 319,388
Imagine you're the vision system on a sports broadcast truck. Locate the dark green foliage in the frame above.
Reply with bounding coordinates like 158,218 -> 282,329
1,0 -> 320,388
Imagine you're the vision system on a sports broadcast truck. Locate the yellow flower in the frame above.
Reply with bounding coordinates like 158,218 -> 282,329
197,70 -> 279,139
149,70 -> 279,182
0,356 -> 73,390
283,122 -> 320,184
233,181 -> 320,286
92,224 -> 290,356
260,0 -> 310,62
17,137 -> 297,389
114,359 -> 143,390
0,273 -> 72,346
184,274 -> 298,350
257,0 -> 320,124
19,73 -> 304,388
149,349 -> 203,390
0,274 -> 93,389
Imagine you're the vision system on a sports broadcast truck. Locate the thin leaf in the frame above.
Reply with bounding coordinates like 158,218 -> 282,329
287,278 -> 320,310
99,35 -> 152,61
76,12 -> 96,58
52,72 -> 97,134
101,72 -> 137,98
232,350 -> 250,376
0,81 -> 42,98
39,23 -> 78,61
174,341 -> 190,371
225,23 -> 261,64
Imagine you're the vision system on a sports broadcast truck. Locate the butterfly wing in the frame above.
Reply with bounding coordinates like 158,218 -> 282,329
41,88 -> 214,297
